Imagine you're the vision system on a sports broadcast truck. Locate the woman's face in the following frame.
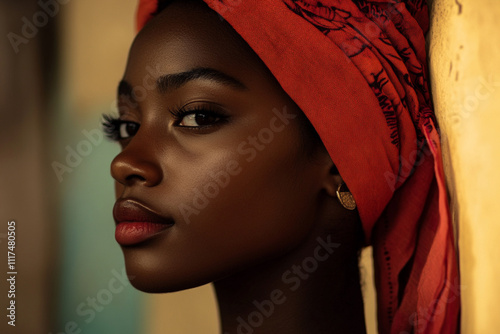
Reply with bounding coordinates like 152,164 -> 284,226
110,1 -> 332,292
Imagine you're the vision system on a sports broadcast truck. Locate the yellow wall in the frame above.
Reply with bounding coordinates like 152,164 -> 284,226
428,0 -> 500,332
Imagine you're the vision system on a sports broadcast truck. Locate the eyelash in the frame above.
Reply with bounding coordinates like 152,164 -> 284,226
101,105 -> 228,142
169,104 -> 229,129
102,114 -> 130,141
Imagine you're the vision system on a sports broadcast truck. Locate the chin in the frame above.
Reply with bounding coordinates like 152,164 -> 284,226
121,249 -> 219,293
124,261 -> 207,293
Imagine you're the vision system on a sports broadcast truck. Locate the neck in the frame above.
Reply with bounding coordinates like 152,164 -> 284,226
213,231 -> 366,334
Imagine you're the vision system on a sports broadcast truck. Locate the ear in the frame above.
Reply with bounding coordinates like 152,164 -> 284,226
321,157 -> 343,197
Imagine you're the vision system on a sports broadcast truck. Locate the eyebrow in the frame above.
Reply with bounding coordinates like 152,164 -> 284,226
118,80 -> 133,98
157,67 -> 247,93
117,67 -> 247,100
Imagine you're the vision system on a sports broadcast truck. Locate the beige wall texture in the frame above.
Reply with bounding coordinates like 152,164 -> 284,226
428,0 -> 500,332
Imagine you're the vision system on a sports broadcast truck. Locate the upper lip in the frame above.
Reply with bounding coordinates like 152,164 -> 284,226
113,199 -> 173,225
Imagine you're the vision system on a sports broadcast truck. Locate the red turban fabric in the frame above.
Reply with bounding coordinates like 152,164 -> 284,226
136,1 -> 460,333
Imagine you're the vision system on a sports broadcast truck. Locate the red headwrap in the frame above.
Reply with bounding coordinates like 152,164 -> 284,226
136,1 -> 460,333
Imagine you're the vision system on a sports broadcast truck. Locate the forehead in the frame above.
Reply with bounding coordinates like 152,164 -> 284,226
125,1 -> 265,82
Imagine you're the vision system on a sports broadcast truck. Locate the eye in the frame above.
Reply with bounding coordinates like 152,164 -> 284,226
102,114 -> 140,141
178,112 -> 221,127
170,104 -> 229,130
118,122 -> 140,139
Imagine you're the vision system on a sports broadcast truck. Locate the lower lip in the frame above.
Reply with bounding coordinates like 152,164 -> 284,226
115,222 -> 172,246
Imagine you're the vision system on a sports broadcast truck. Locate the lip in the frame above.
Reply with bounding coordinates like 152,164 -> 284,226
113,199 -> 174,246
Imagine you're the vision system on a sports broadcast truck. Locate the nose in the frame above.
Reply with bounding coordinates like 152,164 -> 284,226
110,139 -> 163,188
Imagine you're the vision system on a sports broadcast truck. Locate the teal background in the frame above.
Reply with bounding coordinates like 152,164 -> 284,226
54,110 -> 143,334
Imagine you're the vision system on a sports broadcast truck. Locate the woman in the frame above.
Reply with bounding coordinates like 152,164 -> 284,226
103,0 -> 460,333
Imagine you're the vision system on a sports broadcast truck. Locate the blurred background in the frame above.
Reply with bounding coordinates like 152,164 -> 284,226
0,0 -> 499,333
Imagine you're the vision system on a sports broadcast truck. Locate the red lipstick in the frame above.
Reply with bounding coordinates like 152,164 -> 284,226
113,199 -> 173,246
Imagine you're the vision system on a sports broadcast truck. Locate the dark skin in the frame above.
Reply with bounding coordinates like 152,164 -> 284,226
109,1 -> 366,333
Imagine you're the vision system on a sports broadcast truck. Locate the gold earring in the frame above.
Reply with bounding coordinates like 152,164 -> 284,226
336,182 -> 356,210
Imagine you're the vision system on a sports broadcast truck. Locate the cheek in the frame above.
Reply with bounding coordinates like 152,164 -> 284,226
130,173 -> 318,293
120,116 -> 322,292
170,130 -> 318,280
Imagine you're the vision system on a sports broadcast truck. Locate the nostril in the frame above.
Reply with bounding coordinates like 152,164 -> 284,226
125,174 -> 147,183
